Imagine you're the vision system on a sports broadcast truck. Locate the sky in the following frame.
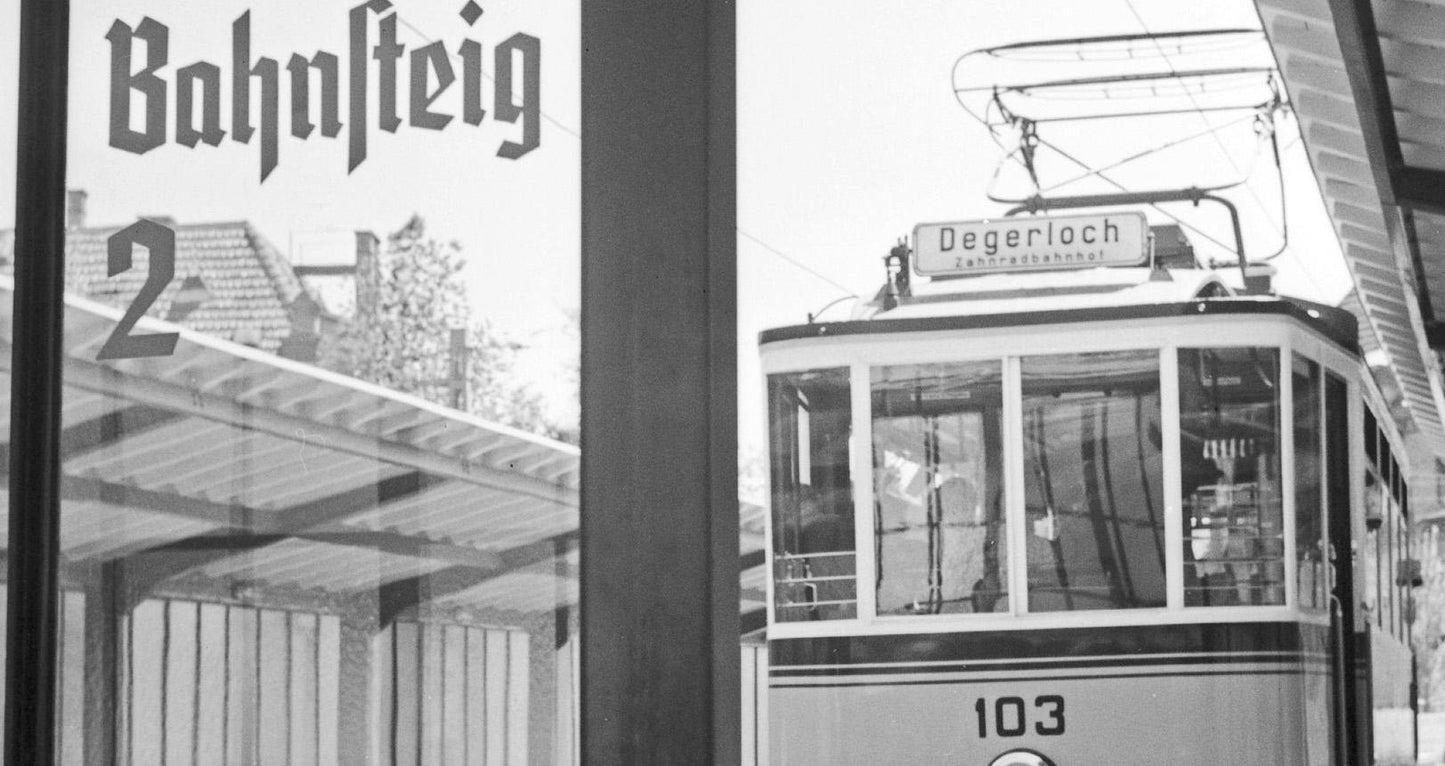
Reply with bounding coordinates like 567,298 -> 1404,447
0,0 -> 1356,464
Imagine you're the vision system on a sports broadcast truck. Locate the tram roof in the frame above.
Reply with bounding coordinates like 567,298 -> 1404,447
866,267 -> 1225,319
761,266 -> 1358,351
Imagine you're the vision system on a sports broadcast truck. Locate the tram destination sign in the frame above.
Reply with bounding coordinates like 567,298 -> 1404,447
913,212 -> 1149,276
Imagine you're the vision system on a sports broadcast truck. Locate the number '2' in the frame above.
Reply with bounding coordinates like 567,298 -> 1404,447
96,219 -> 179,361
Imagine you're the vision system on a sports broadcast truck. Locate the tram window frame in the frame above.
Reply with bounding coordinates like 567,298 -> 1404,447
1381,497 -> 1392,635
1291,354 -> 1326,611
767,367 -> 859,623
1371,474 -> 1385,629
1364,408 -> 1378,466
870,360 -> 1009,618
1019,349 -> 1167,613
1178,347 -> 1285,608
1382,434 -> 1394,494
1398,510 -> 1408,638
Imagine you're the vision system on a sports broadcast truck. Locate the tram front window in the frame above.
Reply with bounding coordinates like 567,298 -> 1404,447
1179,347 -> 1284,606
1021,350 -> 1166,611
871,362 -> 1006,615
769,368 -> 857,621
1293,355 -> 1325,610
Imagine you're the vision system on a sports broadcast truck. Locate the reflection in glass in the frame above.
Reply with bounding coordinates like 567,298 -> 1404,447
1179,347 -> 1283,606
1293,355 -> 1324,609
1022,350 -> 1165,611
769,368 -> 856,622
871,361 -> 1005,616
32,0 -> 582,759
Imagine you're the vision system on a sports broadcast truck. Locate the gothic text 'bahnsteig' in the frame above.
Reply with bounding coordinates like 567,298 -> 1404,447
106,1 -> 541,182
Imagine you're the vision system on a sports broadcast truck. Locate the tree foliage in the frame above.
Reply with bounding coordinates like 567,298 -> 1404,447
1416,524 -> 1445,710
319,215 -> 563,439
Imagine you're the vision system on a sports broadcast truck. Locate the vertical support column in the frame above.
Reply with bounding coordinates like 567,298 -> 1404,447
580,1 -> 739,763
83,564 -> 121,765
337,619 -> 376,765
7,0 -> 70,762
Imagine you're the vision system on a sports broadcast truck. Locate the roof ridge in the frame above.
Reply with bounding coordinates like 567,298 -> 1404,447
242,222 -> 305,305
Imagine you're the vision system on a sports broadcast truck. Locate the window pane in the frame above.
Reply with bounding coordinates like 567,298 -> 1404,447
871,361 -> 1005,616
49,0 -> 581,760
1179,347 -> 1283,606
1022,350 -> 1165,611
769,368 -> 856,621
1292,355 -> 1324,610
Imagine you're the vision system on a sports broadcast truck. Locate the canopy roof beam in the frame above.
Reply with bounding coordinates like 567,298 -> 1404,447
1327,0 -> 1445,350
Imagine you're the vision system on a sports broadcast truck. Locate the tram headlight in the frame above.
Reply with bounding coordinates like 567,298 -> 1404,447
989,749 -> 1057,766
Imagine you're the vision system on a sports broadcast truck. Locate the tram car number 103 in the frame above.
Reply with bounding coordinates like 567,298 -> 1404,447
974,695 -> 1067,738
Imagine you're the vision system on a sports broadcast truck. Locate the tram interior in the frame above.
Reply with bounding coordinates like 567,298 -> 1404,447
871,362 -> 1005,615
1179,347 -> 1285,607
1021,350 -> 1166,611
766,342 -> 1352,621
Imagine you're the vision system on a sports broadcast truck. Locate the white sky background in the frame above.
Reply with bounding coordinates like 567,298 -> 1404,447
0,0 -> 1355,461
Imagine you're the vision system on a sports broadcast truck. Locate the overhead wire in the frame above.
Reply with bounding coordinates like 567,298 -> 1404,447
738,228 -> 858,297
1040,111 -> 1259,194
396,12 -> 864,305
958,93 -> 1242,261
1030,133 -> 1244,259
1121,0 -> 1285,240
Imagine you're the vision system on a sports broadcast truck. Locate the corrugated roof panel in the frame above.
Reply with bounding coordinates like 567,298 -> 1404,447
1260,0 -> 1445,482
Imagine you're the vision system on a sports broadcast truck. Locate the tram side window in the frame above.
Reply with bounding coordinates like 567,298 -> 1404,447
1392,511 -> 1404,638
1021,350 -> 1166,611
1381,491 -> 1392,635
1293,355 -> 1325,610
1325,374 -> 1349,612
1179,347 -> 1284,607
768,368 -> 857,622
1364,471 -> 1382,628
872,362 -> 1006,616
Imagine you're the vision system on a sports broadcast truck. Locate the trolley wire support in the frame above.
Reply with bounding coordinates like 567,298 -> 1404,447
1002,187 -> 1249,287
954,28 -> 1294,273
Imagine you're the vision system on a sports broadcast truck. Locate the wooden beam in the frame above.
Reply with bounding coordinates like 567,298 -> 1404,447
1327,0 -> 1405,205
1397,166 -> 1445,218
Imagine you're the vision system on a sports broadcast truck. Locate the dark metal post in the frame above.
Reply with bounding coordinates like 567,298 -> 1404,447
7,0 -> 70,762
580,1 -> 739,763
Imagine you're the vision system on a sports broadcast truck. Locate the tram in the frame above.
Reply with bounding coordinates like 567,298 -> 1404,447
760,215 -> 1420,765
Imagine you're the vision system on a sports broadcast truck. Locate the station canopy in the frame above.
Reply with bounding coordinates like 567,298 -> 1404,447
0,274 -> 586,616
1256,0 -> 1445,516
0,278 -> 765,630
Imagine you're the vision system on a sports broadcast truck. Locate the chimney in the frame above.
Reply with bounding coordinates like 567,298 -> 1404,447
355,231 -> 381,321
66,189 -> 87,231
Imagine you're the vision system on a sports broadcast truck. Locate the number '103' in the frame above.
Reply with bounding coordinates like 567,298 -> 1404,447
974,695 -> 1065,737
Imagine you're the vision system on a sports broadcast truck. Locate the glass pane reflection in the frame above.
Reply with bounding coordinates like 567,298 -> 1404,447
1022,350 -> 1166,612
33,0 -> 581,761
1179,347 -> 1283,607
871,361 -> 1006,616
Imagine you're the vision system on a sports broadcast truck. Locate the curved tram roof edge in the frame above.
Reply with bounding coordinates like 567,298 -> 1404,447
761,296 -> 1360,353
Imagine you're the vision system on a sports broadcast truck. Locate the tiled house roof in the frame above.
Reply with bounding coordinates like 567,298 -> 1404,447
1,221 -> 310,354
